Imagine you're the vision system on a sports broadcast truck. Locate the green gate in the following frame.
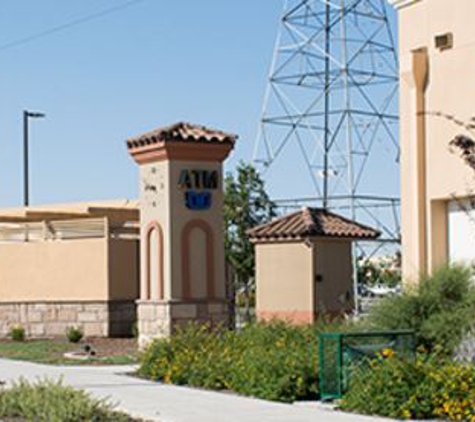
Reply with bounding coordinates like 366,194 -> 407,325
318,330 -> 416,400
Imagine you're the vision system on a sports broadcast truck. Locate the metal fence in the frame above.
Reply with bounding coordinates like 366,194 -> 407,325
319,330 -> 416,401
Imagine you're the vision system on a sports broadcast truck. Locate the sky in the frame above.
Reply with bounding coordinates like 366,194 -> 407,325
0,0 -> 398,208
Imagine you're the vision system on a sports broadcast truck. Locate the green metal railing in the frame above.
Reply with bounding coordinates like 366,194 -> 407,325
318,330 -> 416,400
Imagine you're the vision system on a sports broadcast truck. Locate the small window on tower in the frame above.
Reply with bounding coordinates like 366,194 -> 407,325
435,33 -> 453,51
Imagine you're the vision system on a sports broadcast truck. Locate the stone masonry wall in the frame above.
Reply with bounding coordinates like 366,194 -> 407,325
137,300 -> 229,348
0,301 -> 136,338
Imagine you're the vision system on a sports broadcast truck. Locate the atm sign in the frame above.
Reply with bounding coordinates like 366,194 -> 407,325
179,170 -> 218,211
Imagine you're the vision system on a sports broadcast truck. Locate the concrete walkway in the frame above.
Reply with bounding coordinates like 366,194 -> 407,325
0,359 -> 390,422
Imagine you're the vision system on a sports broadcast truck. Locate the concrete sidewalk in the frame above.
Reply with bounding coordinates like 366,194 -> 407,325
0,358 -> 390,422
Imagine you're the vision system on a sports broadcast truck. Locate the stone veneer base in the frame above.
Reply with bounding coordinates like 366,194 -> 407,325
0,301 -> 136,338
137,299 -> 229,348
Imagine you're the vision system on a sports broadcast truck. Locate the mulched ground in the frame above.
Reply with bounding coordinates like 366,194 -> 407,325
81,337 -> 138,357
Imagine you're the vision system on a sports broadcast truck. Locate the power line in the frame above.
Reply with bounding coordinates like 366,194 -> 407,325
0,0 -> 146,53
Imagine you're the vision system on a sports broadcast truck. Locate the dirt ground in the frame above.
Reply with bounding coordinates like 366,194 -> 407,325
81,337 -> 138,357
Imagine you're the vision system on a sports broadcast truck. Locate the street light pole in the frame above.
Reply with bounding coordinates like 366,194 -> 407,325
23,110 -> 45,207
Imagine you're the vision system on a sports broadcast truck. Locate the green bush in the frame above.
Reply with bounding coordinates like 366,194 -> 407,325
0,378 -> 133,422
9,326 -> 25,342
341,352 -> 475,421
139,321 -> 341,402
364,265 -> 475,354
65,326 -> 84,343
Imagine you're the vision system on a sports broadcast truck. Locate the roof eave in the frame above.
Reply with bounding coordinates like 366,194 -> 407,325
249,233 -> 380,244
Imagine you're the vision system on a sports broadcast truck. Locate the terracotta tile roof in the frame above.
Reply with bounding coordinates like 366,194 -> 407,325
126,122 -> 237,149
247,207 -> 380,242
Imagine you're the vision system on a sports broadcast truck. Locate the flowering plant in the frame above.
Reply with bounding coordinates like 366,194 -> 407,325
341,351 -> 475,421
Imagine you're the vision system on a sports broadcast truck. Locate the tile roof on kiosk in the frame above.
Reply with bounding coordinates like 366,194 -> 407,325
248,207 -> 380,243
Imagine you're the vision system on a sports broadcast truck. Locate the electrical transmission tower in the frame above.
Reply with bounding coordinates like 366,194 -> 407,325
254,0 -> 400,311
254,0 -> 400,248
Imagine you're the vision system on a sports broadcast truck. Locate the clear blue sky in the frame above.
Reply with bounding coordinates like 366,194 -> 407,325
0,1 -> 398,207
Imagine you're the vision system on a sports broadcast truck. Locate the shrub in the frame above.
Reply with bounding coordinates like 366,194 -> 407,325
341,352 -> 475,421
0,378 -> 132,422
224,322 -> 317,401
364,265 -> 475,354
9,326 -> 25,342
139,321 -> 342,402
65,326 -> 84,343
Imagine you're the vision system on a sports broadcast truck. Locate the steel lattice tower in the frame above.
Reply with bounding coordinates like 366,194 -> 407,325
254,0 -> 400,311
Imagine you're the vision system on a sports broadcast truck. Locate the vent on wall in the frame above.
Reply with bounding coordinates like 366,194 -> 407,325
435,33 -> 453,51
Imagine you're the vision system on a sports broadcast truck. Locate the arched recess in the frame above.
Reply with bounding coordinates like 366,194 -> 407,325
181,219 -> 215,300
145,221 -> 164,300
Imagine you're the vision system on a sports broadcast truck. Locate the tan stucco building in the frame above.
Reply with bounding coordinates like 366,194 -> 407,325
0,121 -> 237,342
391,0 -> 475,280
248,208 -> 379,324
0,200 -> 139,338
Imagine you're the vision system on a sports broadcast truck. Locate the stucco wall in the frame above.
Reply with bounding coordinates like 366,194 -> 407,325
140,160 -> 171,300
0,237 -> 139,303
398,0 -> 475,280
0,238 -> 108,302
255,242 -> 314,323
139,159 -> 227,301
168,160 -> 226,300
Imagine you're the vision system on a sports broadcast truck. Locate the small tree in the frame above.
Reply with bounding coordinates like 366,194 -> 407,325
436,114 -> 475,225
425,112 -> 475,172
224,162 -> 276,323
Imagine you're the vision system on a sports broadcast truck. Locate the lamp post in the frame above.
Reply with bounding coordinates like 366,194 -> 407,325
23,110 -> 45,207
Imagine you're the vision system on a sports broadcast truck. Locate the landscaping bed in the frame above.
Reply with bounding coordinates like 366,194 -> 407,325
138,321 -> 342,403
0,338 -> 138,365
138,265 -> 475,422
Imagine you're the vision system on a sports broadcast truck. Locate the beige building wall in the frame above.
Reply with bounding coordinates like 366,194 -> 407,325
255,239 -> 353,323
0,239 -> 108,302
0,237 -> 139,302
394,0 -> 475,281
138,160 -> 226,301
168,160 -> 226,300
256,242 -> 314,323
139,160 -> 171,300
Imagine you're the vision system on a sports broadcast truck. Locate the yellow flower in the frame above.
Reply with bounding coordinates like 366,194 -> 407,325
381,348 -> 396,359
